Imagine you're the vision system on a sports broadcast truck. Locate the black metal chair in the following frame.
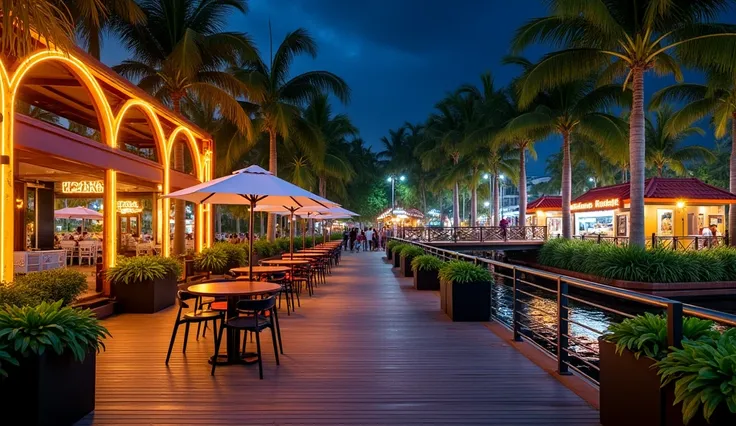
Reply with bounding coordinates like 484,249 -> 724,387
212,296 -> 280,378
165,290 -> 224,365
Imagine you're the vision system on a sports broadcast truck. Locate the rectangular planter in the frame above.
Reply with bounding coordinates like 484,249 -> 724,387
112,275 -> 178,313
392,251 -> 401,268
414,268 -> 440,290
0,351 -> 95,426
599,339 -> 664,426
440,279 -> 491,321
386,247 -> 392,262
399,255 -> 415,277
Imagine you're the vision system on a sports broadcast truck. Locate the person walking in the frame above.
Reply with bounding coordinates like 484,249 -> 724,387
342,228 -> 349,251
372,228 -> 379,251
365,227 -> 374,251
499,217 -> 509,241
349,227 -> 357,252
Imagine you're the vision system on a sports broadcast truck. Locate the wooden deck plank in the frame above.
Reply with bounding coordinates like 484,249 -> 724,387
77,251 -> 599,425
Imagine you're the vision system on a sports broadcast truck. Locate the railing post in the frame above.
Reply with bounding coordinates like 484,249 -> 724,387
453,227 -> 458,243
557,277 -> 571,375
480,227 -> 484,243
695,237 -> 699,250
726,229 -> 730,246
512,267 -> 522,342
597,234 -> 602,244
652,233 -> 657,248
667,301 -> 683,349
672,236 -> 678,251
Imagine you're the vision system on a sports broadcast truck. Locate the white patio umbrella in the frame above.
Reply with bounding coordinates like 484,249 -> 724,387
254,205 -> 331,254
164,165 -> 339,277
309,207 -> 360,243
54,206 -> 103,232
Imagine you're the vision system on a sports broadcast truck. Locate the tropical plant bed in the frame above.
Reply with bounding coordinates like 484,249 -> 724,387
107,256 -> 182,314
438,261 -> 492,322
532,263 -> 736,297
0,351 -> 96,426
398,246 -> 424,278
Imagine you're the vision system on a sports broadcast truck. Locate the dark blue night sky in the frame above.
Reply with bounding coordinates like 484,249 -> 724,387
101,0 -> 736,175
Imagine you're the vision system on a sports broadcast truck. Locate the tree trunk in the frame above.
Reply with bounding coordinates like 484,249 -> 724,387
267,128 -> 278,241
216,206 -> 222,234
452,157 -> 460,227
235,217 -> 240,233
518,144 -> 527,228
493,174 -> 500,226
658,165 -> 663,177
729,113 -> 736,245
319,176 -> 327,198
629,68 -> 646,247
171,93 -> 186,255
439,194 -> 444,226
471,173 -> 478,226
421,183 -> 427,214
561,131 -> 572,238
259,212 -> 265,238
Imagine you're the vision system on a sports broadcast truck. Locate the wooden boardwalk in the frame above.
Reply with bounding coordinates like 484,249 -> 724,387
78,251 -> 599,425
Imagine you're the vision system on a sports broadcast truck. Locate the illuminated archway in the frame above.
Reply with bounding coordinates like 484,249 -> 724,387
166,126 -> 205,254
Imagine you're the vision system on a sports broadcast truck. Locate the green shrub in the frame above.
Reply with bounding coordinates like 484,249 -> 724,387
253,239 -> 277,257
656,328 -> 736,424
14,269 -> 87,306
538,239 -> 736,283
438,261 -> 492,283
213,242 -> 247,270
0,282 -> 40,307
386,240 -> 400,250
0,300 -> 110,368
411,255 -> 444,272
108,256 -> 180,284
603,313 -> 717,360
193,247 -> 228,274
274,238 -> 290,253
399,245 -> 424,259
391,243 -> 408,255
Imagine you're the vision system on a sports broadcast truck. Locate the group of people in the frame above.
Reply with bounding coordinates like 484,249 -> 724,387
342,227 -> 387,252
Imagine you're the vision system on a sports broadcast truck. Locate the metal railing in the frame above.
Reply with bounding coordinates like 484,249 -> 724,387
398,226 -> 547,242
389,237 -> 736,386
571,232 -> 730,250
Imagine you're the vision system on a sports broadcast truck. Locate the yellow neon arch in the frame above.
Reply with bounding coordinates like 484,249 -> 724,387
0,61 -> 11,281
113,100 -> 169,168
166,126 -> 205,253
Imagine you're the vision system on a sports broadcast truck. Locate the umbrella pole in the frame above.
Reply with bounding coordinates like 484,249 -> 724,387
249,198 -> 255,278
310,218 -> 315,248
302,219 -> 306,250
289,210 -> 294,259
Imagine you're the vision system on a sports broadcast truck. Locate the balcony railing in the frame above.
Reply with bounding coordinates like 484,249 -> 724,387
398,226 -> 547,242
571,232 -> 730,250
389,237 -> 736,386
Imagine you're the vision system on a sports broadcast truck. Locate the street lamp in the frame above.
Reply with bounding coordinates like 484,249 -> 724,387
589,177 -> 597,188
387,175 -> 407,209
484,173 -> 492,224
499,174 -> 506,220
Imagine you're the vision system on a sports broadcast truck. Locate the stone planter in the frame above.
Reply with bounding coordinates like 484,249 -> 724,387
414,268 -> 441,290
440,279 -> 491,321
0,351 -> 96,426
392,251 -> 401,268
112,274 -> 178,313
399,255 -> 415,277
599,339 -> 664,426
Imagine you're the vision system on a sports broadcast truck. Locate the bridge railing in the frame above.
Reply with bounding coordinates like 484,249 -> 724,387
398,226 -> 547,242
388,237 -> 736,386
571,232 -> 730,251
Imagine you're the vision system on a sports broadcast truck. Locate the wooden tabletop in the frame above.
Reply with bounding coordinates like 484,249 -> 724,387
261,259 -> 310,265
283,253 -> 320,258
230,266 -> 290,275
187,281 -> 282,297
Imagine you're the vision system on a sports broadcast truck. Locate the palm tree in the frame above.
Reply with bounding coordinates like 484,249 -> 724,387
235,28 -> 350,240
378,127 -> 410,175
114,0 -> 255,255
487,144 -> 519,226
644,105 -> 715,177
501,56 -> 629,237
650,69 -> 736,240
511,0 -> 736,247
72,0 -> 146,58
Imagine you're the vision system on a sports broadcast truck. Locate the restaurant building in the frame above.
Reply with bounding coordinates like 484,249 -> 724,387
526,195 -> 563,237
570,178 -> 736,238
377,207 -> 424,228
2,38 -> 214,285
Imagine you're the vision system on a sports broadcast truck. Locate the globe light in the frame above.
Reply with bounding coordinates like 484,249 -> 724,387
588,177 -> 595,182
399,175 -> 406,182
483,173 -> 490,180
483,201 -> 490,207
387,177 -> 393,182
499,174 -> 505,180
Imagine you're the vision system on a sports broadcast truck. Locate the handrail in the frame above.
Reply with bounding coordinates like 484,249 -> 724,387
389,237 -> 736,385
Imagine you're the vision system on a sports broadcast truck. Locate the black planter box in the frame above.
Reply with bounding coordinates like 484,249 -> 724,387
0,351 -> 95,426
113,274 -> 178,313
414,268 -> 440,290
440,279 -> 491,321
599,339 -> 664,426
399,255 -> 415,277
386,247 -> 392,261
392,251 -> 401,268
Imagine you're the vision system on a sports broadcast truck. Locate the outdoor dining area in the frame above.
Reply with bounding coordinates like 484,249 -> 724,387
164,165 -> 355,379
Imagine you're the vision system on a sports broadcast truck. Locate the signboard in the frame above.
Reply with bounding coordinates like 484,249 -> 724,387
570,198 -> 621,212
61,181 -> 104,194
117,200 -> 142,214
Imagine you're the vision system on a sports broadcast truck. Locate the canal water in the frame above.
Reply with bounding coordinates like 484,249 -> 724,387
467,250 -> 736,382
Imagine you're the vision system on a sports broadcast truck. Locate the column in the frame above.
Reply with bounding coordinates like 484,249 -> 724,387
103,169 -> 117,295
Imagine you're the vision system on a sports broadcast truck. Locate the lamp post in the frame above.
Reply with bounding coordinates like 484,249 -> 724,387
387,175 -> 406,209
589,177 -> 597,188
499,174 -> 506,220
484,173 -> 492,225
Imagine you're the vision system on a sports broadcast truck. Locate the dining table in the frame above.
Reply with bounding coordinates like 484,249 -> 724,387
229,265 -> 291,277
187,281 -> 282,365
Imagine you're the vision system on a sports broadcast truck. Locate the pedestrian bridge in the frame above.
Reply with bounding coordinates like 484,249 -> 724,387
396,226 -> 547,251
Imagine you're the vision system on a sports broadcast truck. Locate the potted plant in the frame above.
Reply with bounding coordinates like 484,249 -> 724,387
0,301 -> 110,426
411,255 -> 443,290
386,240 -> 398,261
213,242 -> 247,274
656,328 -> 736,426
399,245 -> 424,278
107,256 -> 183,313
391,244 -> 407,268
438,261 -> 492,321
599,313 -> 716,426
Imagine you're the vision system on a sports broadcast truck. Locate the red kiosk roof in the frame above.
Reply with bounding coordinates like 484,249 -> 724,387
573,178 -> 736,205
526,195 -> 562,212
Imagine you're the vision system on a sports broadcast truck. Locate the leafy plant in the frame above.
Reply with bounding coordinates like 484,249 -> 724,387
14,269 -> 87,306
386,240 -> 400,250
399,245 -> 424,259
391,244 -> 408,256
213,242 -> 247,270
253,240 -> 278,257
603,313 -> 717,360
0,300 -> 110,364
107,256 -> 174,284
438,261 -> 492,283
411,255 -> 444,272
656,328 -> 736,424
156,256 -> 183,279
0,342 -> 18,377
193,247 -> 228,274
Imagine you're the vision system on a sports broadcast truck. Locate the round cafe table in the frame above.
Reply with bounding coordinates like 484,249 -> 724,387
187,281 -> 282,365
260,259 -> 310,266
229,266 -> 290,277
